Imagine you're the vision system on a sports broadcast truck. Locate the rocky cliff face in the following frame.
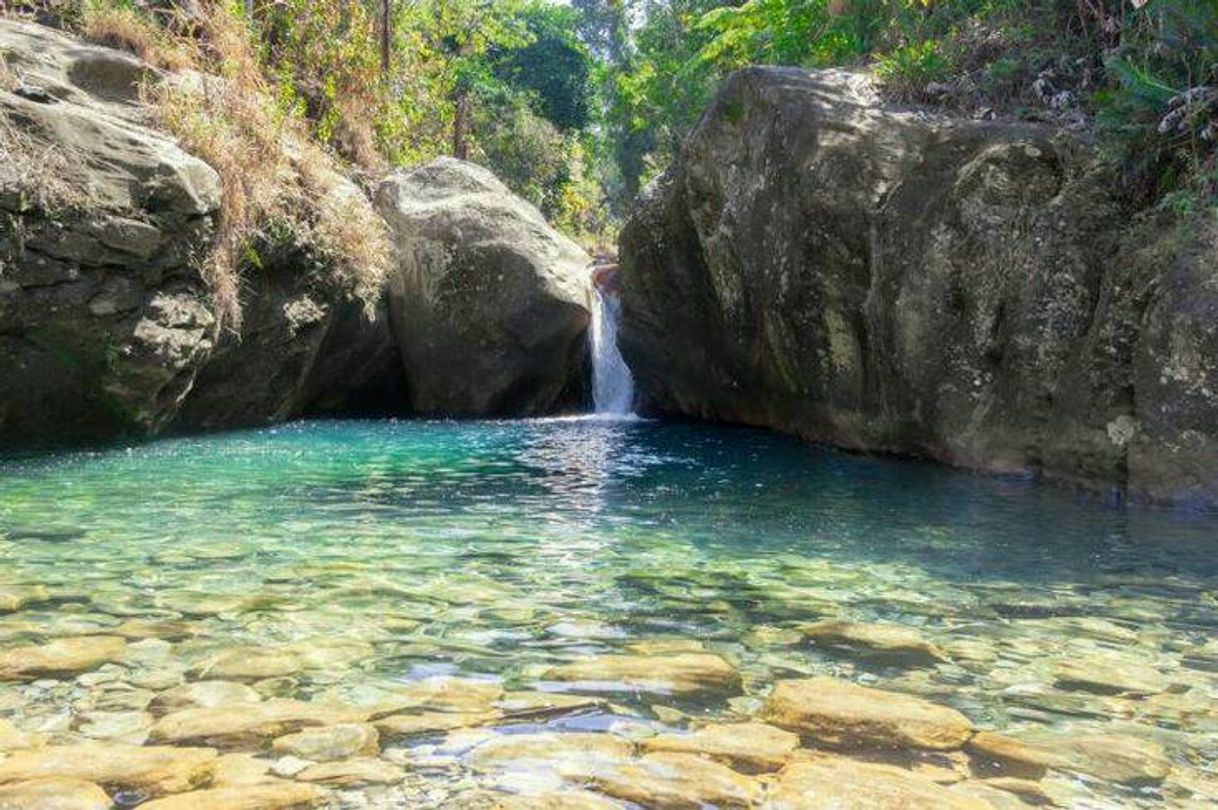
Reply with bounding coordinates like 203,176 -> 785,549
0,21 -> 589,445
619,67 -> 1218,506
376,159 -> 591,416
0,20 -> 223,442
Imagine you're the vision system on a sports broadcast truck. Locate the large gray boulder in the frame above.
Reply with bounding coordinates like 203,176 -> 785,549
619,66 -> 1218,506
375,158 -> 591,416
0,19 -> 405,443
0,19 -> 221,443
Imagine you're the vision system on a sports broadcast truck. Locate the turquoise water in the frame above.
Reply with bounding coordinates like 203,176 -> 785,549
1,418 -> 1217,806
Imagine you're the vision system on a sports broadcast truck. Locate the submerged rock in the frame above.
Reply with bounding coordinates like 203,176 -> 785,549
1052,656 -> 1168,696
374,158 -> 591,416
466,731 -> 634,774
0,777 -> 111,810
1023,731 -> 1172,785
618,65 -> 1218,506
370,676 -> 504,716
0,636 -> 127,681
294,758 -> 403,786
137,782 -> 326,809
150,700 -> 367,747
765,758 -> 992,810
492,790 -> 625,810
583,751 -> 762,809
271,723 -> 380,761
151,680 -> 263,712
0,585 -> 48,614
375,711 -> 501,739
0,718 -> 44,752
799,621 -> 948,666
541,653 -> 741,696
763,677 -> 974,751
965,731 -> 1050,780
0,742 -> 217,796
641,722 -> 799,772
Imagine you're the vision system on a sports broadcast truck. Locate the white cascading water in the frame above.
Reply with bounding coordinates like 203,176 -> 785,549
590,287 -> 635,416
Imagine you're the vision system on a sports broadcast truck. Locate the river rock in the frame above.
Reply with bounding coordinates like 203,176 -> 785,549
152,680 -> 263,712
272,723 -> 379,761
541,653 -> 741,696
1052,657 -> 1168,696
642,722 -> 799,772
618,65 -> 1218,506
137,782 -> 326,809
375,711 -> 501,739
799,621 -> 948,666
374,157 -> 591,416
764,758 -> 991,810
497,691 -> 606,720
584,751 -> 762,809
150,699 -> 367,747
0,742 -> 217,796
0,636 -> 127,681
210,753 -> 274,787
965,731 -> 1050,780
763,677 -> 974,751
466,732 -> 634,774
190,648 -> 304,681
492,790 -> 625,810
370,676 -> 504,717
75,710 -> 152,744
0,585 -> 48,613
947,781 -> 1033,810
0,777 -> 111,810
0,719 -> 44,752
294,758 -> 403,786
1025,732 -> 1172,785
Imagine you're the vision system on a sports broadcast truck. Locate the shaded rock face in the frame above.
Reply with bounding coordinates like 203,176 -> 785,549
376,158 -> 591,416
0,20 -> 220,443
0,20 -> 407,444
619,66 -> 1218,505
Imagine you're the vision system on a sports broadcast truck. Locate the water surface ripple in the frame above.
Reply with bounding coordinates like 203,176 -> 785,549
1,419 -> 1216,807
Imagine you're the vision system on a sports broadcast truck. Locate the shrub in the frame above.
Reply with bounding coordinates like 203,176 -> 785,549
876,39 -> 951,99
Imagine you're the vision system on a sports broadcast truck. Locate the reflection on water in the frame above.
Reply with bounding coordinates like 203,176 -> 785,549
0,419 -> 1216,807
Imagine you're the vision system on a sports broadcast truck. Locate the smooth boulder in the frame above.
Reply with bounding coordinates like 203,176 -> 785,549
375,158 -> 591,416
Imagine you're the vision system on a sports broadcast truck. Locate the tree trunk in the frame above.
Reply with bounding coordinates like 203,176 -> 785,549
381,0 -> 392,78
453,91 -> 471,160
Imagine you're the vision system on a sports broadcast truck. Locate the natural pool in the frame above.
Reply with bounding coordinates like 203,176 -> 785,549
0,418 -> 1216,808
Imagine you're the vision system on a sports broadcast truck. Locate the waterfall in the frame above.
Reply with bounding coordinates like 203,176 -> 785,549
590,286 -> 635,416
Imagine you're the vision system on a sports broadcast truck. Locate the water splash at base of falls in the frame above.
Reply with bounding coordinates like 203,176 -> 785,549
590,287 -> 635,416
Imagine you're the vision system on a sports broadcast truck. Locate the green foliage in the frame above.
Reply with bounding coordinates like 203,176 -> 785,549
491,2 -> 593,131
876,39 -> 950,98
16,0 -> 1215,238
1097,0 -> 1218,205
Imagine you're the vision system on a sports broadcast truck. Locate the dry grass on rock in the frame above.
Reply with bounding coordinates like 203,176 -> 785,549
65,1 -> 391,330
78,1 -> 195,72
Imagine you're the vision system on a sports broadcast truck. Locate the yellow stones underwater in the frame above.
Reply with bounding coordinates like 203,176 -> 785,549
762,677 -> 975,751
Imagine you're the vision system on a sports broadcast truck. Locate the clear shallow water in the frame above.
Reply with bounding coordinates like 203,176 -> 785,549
1,418 -> 1217,807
